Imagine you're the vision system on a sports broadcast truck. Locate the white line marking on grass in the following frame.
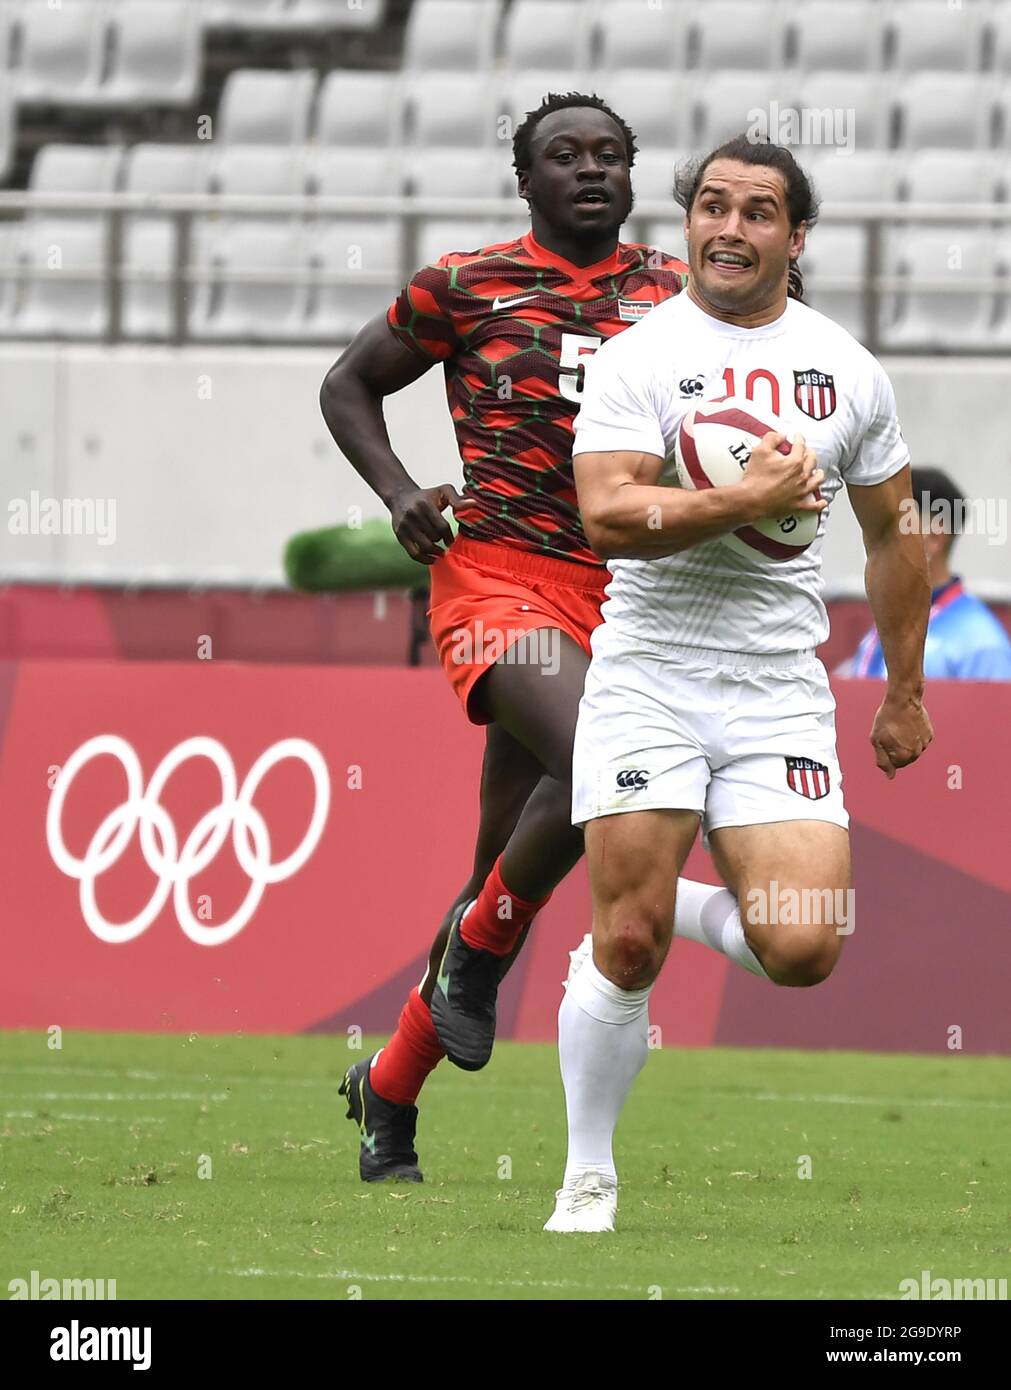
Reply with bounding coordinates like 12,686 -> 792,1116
3,1110 -> 167,1125
222,1267 -> 739,1296
750,1092 -> 1011,1109
0,1091 -> 229,1103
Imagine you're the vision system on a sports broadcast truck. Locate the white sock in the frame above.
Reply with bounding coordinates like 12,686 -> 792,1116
557,957 -> 652,1189
674,878 -> 768,980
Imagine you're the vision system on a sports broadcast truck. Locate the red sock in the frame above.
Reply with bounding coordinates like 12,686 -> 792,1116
460,854 -> 552,956
369,988 -> 445,1106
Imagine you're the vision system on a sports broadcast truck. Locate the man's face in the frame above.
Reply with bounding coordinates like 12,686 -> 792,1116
518,107 -> 633,242
686,158 -> 806,316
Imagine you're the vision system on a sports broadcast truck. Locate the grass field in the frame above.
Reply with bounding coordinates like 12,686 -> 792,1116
1,1030 -> 1007,1301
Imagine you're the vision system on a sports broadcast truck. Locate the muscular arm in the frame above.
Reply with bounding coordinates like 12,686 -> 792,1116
574,449 -> 765,559
847,465 -> 933,775
319,313 -> 461,562
574,436 -> 825,561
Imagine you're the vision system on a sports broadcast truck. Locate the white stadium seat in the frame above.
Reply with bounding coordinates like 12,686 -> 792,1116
994,5 -> 1011,76
890,0 -> 985,74
403,0 -> 501,71
408,147 -> 510,199
15,0 -> 106,104
304,218 -> 400,341
210,144 -> 308,198
630,148 -> 692,204
645,219 -> 687,262
903,151 -> 1000,207
121,144 -> 211,340
310,147 -> 404,199
597,0 -> 688,73
0,220 -> 20,329
413,218 -> 519,269
503,0 -> 593,71
217,69 -> 317,145
596,71 -> 697,150
99,1 -> 201,109
188,219 -> 310,341
407,72 -> 501,148
698,71 -> 800,151
501,72 -> 592,131
203,0 -> 284,27
803,150 -> 904,206
204,0 -> 386,31
316,71 -> 403,147
791,2 -> 884,73
2,216 -> 110,338
30,142 -> 124,194
798,73 -> 892,150
0,83 -> 13,186
694,2 -> 785,71
881,227 -> 997,351
896,73 -> 994,149
800,224 -> 868,343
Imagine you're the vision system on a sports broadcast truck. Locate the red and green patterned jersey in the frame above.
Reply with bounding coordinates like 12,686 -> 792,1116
387,229 -> 688,567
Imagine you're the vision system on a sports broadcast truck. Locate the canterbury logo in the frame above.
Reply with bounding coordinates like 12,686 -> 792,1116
616,769 -> 649,790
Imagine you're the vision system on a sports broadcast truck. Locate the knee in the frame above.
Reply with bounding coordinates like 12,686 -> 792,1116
761,930 -> 842,988
597,915 -> 664,989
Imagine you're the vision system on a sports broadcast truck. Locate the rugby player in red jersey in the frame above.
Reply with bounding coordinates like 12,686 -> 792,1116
322,94 -> 746,1182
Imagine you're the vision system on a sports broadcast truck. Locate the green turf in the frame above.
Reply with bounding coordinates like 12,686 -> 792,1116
1,1030 -> 1007,1301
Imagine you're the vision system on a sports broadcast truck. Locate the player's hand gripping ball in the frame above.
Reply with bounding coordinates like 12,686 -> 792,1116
675,395 -> 821,562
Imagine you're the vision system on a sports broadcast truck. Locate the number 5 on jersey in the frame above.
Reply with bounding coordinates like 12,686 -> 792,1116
559,332 -> 602,402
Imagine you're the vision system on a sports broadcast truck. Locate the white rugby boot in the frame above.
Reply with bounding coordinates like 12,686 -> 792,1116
543,1169 -> 618,1233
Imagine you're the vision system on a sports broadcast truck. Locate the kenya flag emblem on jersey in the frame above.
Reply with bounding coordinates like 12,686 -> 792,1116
794,368 -> 837,420
785,756 -> 831,800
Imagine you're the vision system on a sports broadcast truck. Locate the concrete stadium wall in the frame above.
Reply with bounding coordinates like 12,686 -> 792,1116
1,344 -> 1008,597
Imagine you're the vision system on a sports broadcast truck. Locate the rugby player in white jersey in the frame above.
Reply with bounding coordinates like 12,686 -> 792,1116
545,136 -> 934,1233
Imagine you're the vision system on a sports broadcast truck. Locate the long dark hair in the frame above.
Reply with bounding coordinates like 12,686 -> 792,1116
673,135 -> 820,302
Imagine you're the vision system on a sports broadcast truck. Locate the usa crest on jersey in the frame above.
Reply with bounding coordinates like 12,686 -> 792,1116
785,756 -> 831,800
793,368 -> 837,420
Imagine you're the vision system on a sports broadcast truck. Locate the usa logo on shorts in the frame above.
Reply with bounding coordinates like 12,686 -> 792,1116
785,756 -> 830,800
793,368 -> 837,420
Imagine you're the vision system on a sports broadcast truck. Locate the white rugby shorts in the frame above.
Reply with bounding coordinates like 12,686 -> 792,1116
571,621 -> 849,840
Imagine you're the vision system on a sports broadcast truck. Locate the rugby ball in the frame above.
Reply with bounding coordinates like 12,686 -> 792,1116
674,395 -> 820,562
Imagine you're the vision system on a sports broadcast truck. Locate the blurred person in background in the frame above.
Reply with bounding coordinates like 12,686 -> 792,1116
842,466 -> 1011,680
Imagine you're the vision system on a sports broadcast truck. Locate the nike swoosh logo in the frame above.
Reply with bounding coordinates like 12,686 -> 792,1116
491,293 -> 538,311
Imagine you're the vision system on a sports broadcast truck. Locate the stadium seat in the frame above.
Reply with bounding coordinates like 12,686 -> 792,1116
30,142 -> 124,194
694,2 -> 785,71
210,144 -> 308,198
203,0 -> 285,27
310,147 -> 403,199
803,150 -> 904,206
698,71 -> 800,151
596,71 -> 697,149
304,218 -> 400,341
217,69 -> 317,145
14,0 -> 106,105
902,150 -> 1000,208
0,84 -> 13,186
597,0 -> 688,73
188,219 -> 310,340
502,0 -> 593,72
791,2 -> 884,73
408,147 -> 510,199
798,73 -> 892,150
413,218 -> 520,269
0,219 -> 19,329
881,227 -> 997,351
121,143 -> 211,340
895,74 -> 994,149
1,216 -> 111,339
267,0 -> 386,31
316,70 -> 403,147
890,0 -> 985,74
406,72 -> 501,148
800,223 -> 868,342
403,0 -> 501,71
630,148 -> 692,204
994,5 -> 1011,76
644,219 -> 687,262
98,1 -> 202,109
502,72 -> 592,131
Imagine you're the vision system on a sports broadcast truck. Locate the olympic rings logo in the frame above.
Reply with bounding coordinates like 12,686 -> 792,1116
46,735 -> 331,947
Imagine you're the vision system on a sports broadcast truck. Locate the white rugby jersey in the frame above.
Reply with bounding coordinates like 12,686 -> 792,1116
573,292 -> 909,654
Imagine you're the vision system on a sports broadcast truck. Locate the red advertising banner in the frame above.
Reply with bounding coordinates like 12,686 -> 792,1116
1,660 -> 1008,1054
